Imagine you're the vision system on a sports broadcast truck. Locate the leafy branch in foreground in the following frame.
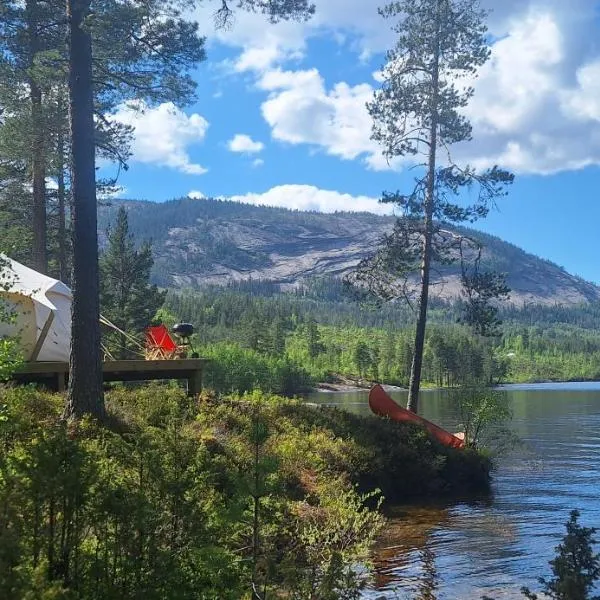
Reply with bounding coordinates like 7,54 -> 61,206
0,254 -> 22,380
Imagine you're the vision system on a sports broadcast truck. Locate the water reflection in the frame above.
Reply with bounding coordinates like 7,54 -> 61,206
308,383 -> 600,599
372,506 -> 450,592
417,546 -> 437,600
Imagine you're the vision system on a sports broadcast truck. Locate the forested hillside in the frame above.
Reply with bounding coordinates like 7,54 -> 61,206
99,198 -> 600,307
97,198 -> 600,389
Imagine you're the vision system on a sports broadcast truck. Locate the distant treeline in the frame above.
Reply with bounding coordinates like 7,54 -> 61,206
163,280 -> 600,394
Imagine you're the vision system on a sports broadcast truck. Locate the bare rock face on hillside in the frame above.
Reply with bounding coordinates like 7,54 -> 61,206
98,198 -> 600,307
171,227 -> 385,289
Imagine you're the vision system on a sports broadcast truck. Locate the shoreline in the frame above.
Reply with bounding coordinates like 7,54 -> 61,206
312,377 -> 600,394
313,380 -> 405,394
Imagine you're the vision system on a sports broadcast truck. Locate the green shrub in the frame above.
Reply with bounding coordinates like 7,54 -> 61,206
0,385 -> 400,599
201,343 -> 313,396
0,384 -> 491,598
0,255 -> 23,381
276,402 -> 491,502
522,510 -> 600,600
451,386 -> 514,451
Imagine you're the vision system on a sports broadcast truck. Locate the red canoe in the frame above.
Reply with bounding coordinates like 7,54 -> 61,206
368,385 -> 465,449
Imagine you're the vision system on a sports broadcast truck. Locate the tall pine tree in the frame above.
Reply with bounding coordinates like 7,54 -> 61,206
362,0 -> 514,412
64,0 -> 314,418
65,0 -> 103,418
0,0 -> 61,272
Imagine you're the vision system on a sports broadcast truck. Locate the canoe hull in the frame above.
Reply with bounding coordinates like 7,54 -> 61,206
368,385 -> 465,449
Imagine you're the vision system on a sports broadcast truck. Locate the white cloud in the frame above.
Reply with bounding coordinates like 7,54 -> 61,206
192,0 -> 389,72
453,6 -> 600,174
193,0 -> 577,75
228,184 -> 390,215
112,101 -> 209,175
234,40 -> 304,73
372,70 -> 385,83
242,3 -> 600,176
466,12 -> 564,133
561,60 -> 600,122
252,158 -> 265,168
184,0 -> 600,176
259,68 -> 380,165
228,133 -> 265,154
188,190 -> 206,199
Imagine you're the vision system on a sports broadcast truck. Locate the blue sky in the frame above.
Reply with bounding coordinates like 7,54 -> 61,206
105,0 -> 600,283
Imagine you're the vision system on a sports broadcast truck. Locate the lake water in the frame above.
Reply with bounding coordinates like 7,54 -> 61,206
307,383 -> 600,599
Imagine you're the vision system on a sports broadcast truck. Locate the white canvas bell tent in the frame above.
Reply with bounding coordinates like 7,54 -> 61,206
0,255 -> 71,362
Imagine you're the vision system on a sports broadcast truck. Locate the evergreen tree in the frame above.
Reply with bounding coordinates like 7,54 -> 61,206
65,0 -> 314,418
305,319 -> 324,358
243,311 -> 269,353
522,510 -> 600,600
100,206 -> 165,358
269,315 -> 287,356
0,0 -> 61,273
353,341 -> 371,378
360,0 -> 514,412
65,0 -> 104,419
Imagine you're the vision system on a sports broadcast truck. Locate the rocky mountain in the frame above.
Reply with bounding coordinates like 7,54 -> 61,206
98,197 -> 600,307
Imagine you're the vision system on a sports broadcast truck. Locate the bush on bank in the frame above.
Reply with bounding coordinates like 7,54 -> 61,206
201,343 -> 314,396
0,384 -> 490,599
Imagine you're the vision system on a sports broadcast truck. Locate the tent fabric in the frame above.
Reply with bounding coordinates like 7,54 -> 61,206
0,255 -> 72,362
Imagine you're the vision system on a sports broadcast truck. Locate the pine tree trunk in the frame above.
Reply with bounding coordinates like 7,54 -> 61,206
407,7 -> 441,414
27,0 -> 48,274
31,84 -> 47,273
407,178 -> 435,413
65,0 -> 104,420
57,115 -> 68,283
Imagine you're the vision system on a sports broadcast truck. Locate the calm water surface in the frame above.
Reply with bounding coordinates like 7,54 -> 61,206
307,383 -> 600,599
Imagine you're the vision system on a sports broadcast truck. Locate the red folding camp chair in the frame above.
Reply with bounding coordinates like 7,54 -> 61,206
145,324 -> 179,360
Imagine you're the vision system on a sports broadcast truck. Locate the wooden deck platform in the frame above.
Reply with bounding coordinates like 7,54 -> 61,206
13,359 -> 210,395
